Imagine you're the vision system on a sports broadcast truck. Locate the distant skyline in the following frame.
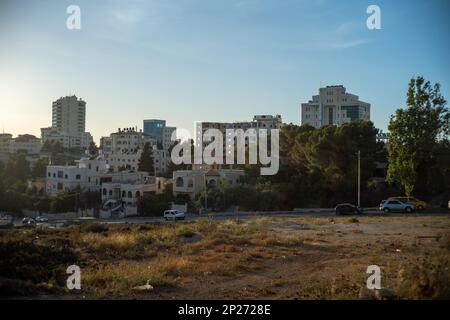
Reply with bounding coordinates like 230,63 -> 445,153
1,0 -> 449,143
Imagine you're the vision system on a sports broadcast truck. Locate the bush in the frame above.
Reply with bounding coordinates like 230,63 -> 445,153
178,226 -> 195,238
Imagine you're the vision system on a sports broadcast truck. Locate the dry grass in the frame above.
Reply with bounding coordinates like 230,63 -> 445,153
1,214 -> 449,299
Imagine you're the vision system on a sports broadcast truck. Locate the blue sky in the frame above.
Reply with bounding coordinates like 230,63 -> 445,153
0,0 -> 449,143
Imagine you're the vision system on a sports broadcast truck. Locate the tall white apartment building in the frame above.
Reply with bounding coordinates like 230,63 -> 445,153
41,96 -> 93,149
301,86 -> 370,128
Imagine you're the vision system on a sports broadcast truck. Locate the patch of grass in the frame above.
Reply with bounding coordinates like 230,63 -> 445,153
177,226 -> 196,238
348,218 -> 359,223
395,256 -> 450,299
83,255 -> 192,296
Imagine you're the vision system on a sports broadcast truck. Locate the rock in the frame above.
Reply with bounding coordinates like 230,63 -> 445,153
359,287 -> 396,300
358,287 -> 376,300
132,280 -> 154,291
374,288 -> 396,300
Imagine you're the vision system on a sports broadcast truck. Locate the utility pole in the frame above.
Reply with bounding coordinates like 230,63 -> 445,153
204,173 -> 207,215
357,150 -> 361,208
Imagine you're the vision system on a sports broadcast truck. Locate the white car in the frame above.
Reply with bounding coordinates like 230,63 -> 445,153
35,216 -> 49,223
163,210 -> 186,221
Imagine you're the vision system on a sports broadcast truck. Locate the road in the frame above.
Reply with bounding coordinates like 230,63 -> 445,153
7,209 -> 449,229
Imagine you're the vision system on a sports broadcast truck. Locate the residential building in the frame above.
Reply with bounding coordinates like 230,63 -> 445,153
102,127 -> 156,172
301,85 -> 370,128
163,126 -> 177,151
0,133 -> 13,154
173,164 -> 244,199
0,133 -> 42,155
9,134 -> 41,155
46,156 -> 108,195
142,120 -> 178,173
195,114 -> 283,160
41,95 -> 93,149
101,176 -> 167,206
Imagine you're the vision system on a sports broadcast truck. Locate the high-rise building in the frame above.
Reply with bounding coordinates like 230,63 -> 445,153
143,119 -> 166,145
41,95 -> 93,149
301,85 -> 370,128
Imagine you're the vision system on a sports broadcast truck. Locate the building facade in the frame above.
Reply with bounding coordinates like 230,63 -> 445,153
301,85 -> 370,128
195,115 -> 283,161
101,127 -> 156,173
0,133 -> 42,155
173,164 -> 244,199
9,134 -> 42,155
46,157 -> 108,195
41,96 -> 93,149
143,119 -> 166,145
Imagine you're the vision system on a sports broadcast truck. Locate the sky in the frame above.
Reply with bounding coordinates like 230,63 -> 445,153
0,0 -> 449,143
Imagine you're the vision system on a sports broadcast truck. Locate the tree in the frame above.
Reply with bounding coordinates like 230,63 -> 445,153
31,158 -> 49,178
137,142 -> 154,175
387,77 -> 450,197
41,140 -> 64,154
88,141 -> 99,158
4,151 -> 30,183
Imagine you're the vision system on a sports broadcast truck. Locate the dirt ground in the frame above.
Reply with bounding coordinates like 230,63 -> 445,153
1,214 -> 450,300
148,215 -> 450,300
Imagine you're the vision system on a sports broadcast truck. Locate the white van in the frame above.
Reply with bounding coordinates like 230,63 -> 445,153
163,210 -> 186,221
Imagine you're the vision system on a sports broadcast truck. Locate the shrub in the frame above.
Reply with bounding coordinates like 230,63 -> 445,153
178,226 -> 195,238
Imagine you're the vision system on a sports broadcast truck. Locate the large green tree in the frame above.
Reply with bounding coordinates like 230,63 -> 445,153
4,151 -> 30,183
387,77 -> 450,197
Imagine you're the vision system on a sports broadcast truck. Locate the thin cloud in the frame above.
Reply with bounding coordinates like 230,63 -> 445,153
324,39 -> 370,49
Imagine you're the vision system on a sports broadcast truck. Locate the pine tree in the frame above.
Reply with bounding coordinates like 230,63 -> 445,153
138,142 -> 155,175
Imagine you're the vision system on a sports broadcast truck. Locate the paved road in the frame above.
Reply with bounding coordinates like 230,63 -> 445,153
7,209 -> 449,229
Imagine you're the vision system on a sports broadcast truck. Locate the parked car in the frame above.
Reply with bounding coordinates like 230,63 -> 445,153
388,196 -> 427,210
335,203 -> 362,215
22,217 -> 36,225
379,200 -> 416,213
163,210 -> 186,221
35,216 -> 49,223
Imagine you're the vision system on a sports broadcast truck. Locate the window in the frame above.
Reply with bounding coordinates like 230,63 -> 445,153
103,189 -> 107,195
122,191 -> 126,198
109,190 -> 113,196
76,175 -> 81,180
128,191 -> 132,198
176,177 -> 184,187
48,172 -> 51,177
